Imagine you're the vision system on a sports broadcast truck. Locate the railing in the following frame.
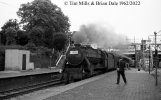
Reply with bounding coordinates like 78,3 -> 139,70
55,44 -> 70,67
56,55 -> 65,66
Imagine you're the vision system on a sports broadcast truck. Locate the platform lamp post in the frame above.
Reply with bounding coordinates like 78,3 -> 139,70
154,31 -> 158,86
134,43 -> 137,68
49,48 -> 55,68
148,39 -> 151,74
147,36 -> 153,74
154,30 -> 161,86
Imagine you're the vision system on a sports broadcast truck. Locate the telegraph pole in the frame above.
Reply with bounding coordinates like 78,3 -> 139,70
149,44 -> 150,74
148,36 -> 151,74
134,36 -> 137,68
142,39 -> 145,70
154,32 -> 158,86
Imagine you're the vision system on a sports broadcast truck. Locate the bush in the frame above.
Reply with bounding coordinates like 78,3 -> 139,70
30,46 -> 58,68
0,46 -> 5,71
25,42 -> 36,52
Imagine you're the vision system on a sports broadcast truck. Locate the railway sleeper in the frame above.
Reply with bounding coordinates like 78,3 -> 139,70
0,79 -> 62,99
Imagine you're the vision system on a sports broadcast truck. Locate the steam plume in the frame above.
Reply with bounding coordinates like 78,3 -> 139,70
72,23 -> 129,51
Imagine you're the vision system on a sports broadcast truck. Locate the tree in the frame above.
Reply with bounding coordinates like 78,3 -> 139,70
53,32 -> 68,51
5,27 -> 17,45
29,26 -> 45,46
16,30 -> 29,46
17,0 -> 70,48
1,19 -> 19,31
0,31 -> 6,45
0,19 -> 20,45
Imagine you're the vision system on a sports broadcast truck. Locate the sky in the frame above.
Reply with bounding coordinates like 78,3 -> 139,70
0,0 -> 161,43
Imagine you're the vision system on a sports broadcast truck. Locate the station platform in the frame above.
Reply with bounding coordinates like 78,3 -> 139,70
0,67 -> 61,79
12,68 -> 161,100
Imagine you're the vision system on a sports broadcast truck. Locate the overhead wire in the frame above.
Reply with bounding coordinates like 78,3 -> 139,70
0,1 -> 17,9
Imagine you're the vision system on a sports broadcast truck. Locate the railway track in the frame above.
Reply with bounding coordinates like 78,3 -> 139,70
0,69 -> 113,100
0,78 -> 63,99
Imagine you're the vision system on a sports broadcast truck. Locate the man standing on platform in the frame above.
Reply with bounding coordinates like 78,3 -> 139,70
116,58 -> 127,84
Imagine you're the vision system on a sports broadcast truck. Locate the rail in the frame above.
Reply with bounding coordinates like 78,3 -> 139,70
0,78 -> 63,99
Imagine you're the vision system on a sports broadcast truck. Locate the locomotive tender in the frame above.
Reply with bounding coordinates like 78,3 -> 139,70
62,43 -> 129,83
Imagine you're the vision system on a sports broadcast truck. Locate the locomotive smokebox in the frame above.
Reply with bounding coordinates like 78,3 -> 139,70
66,47 -> 84,65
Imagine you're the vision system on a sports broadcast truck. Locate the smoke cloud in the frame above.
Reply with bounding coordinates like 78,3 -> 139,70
72,23 -> 129,51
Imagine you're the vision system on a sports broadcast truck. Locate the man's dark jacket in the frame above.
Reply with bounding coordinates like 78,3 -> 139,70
117,60 -> 126,71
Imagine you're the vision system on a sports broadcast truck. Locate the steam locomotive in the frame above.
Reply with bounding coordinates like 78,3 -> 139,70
62,43 -> 131,83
